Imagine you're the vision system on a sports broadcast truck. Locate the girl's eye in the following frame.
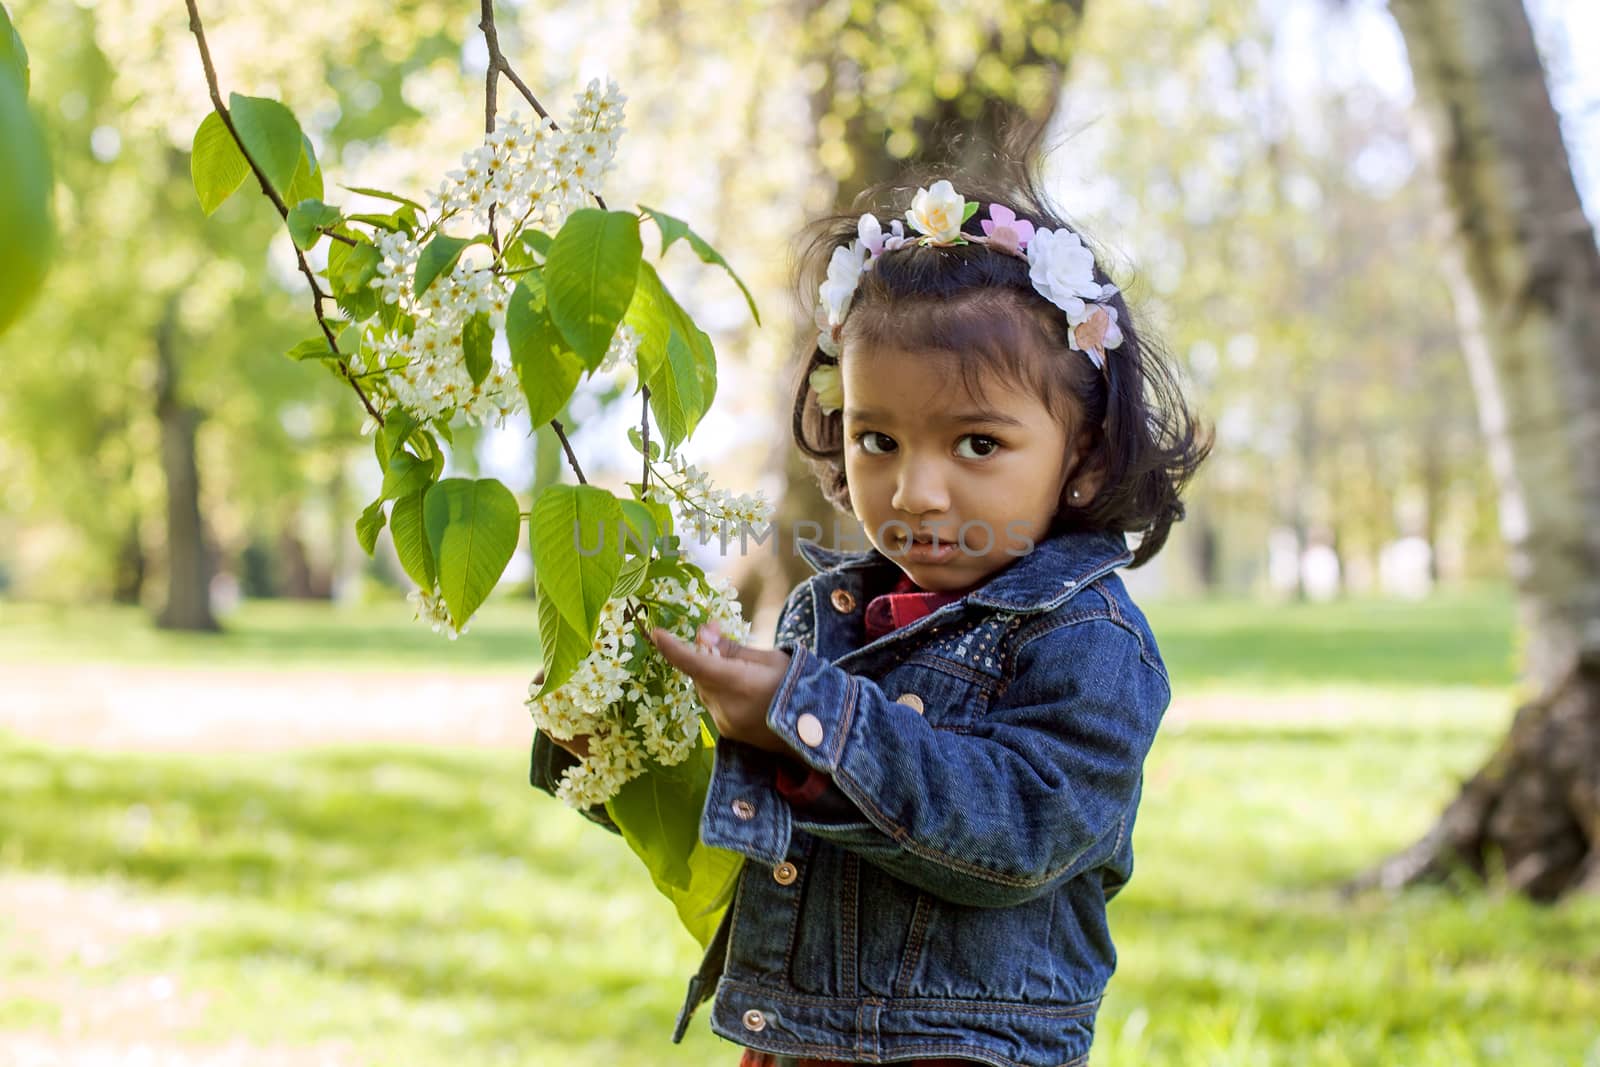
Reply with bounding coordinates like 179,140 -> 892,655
855,432 -> 897,455
955,434 -> 1001,459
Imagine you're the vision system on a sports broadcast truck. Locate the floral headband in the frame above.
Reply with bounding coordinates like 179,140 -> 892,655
808,179 -> 1124,416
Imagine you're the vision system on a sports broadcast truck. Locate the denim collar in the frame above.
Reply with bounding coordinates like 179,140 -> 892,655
795,527 -> 1134,614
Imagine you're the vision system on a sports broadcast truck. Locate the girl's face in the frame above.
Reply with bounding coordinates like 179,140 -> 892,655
840,343 -> 1085,593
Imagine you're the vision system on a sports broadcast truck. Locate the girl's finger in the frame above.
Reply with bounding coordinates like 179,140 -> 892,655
651,626 -> 739,685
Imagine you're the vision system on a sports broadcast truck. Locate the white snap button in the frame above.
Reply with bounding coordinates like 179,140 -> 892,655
743,1008 -> 767,1032
796,713 -> 824,748
896,693 -> 925,714
731,799 -> 755,820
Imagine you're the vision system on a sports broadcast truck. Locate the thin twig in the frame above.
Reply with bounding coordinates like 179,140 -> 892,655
478,0 -> 607,212
185,0 -> 382,427
480,0 -> 604,489
640,386 -> 651,491
549,418 -> 587,484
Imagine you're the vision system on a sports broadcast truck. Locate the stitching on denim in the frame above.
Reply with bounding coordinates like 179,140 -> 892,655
831,673 -> 858,768
1092,582 -> 1170,685
840,852 -> 859,995
717,979 -> 1102,1018
778,835 -> 810,980
892,891 -> 934,998
902,652 -> 1001,689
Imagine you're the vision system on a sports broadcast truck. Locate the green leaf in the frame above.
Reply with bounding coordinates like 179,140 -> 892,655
519,229 -> 553,259
285,135 -> 323,206
603,753 -> 746,946
545,209 -> 642,369
618,499 -> 659,556
329,237 -> 381,320
1,7 -> 30,93
285,336 -> 335,362
532,578 -> 589,697
649,331 -> 704,454
227,93 -> 303,196
345,211 -> 409,232
625,425 -> 661,461
423,478 -> 521,630
414,234 -> 484,299
287,199 -> 341,250
612,553 -> 650,599
640,204 -> 760,326
531,484 -> 625,641
355,497 -> 386,557
341,185 -> 426,213
507,281 -> 584,426
374,409 -> 420,473
190,112 -> 249,216
626,261 -> 717,429
381,450 -> 434,502
462,312 -> 494,387
390,490 -> 436,589
961,200 -> 980,222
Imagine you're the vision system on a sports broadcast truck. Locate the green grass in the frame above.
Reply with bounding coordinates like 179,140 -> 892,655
0,596 -> 548,672
0,582 -> 1517,684
6,582 -> 1597,1065
1143,584 -> 1518,689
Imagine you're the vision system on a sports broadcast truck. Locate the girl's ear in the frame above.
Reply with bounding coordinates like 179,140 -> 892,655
1065,433 -> 1107,503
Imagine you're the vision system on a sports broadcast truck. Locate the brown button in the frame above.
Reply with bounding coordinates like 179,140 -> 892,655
743,1009 -> 767,1032
731,799 -> 756,820
896,693 -> 925,714
830,588 -> 856,613
773,862 -> 798,885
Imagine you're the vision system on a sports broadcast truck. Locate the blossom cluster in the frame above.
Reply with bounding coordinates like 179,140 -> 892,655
407,583 -> 469,640
353,78 -> 629,430
645,452 -> 774,542
527,571 -> 751,808
430,78 -> 626,236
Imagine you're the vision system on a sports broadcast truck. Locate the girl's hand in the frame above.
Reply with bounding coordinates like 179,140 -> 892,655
530,669 -> 590,758
649,620 -> 793,753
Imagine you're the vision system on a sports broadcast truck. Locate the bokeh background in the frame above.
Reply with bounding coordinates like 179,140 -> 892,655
3,0 -> 1599,1063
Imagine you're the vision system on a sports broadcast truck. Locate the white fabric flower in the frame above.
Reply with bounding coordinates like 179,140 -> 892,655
1027,228 -> 1114,320
858,214 -> 883,257
819,240 -> 867,327
906,180 -> 967,243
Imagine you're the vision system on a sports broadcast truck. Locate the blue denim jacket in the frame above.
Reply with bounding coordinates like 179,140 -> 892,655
531,527 -> 1170,1067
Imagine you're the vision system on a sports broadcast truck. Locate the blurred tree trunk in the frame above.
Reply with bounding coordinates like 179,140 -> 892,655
111,514 -> 145,605
1357,0 -> 1600,899
739,0 -> 1086,626
154,294 -> 219,632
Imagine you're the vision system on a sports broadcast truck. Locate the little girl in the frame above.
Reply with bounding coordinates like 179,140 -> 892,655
533,165 -> 1206,1067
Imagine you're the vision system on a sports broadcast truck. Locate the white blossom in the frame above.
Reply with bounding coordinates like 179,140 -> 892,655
527,571 -> 752,808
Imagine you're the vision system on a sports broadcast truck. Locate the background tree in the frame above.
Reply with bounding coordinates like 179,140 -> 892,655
1359,0 -> 1600,899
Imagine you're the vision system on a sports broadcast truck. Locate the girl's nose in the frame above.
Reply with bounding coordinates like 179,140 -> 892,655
891,459 -> 951,515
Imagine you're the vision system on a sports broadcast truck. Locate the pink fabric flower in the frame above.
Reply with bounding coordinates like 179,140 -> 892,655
980,204 -> 1035,254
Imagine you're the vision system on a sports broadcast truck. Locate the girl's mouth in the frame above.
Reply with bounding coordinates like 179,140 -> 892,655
898,533 -> 958,564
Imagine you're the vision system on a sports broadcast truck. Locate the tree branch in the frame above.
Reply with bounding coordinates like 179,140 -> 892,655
185,0 -> 382,427
478,0 -> 607,213
550,418 -> 587,484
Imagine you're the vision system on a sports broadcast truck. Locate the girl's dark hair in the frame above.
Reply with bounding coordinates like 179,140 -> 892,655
788,145 -> 1210,568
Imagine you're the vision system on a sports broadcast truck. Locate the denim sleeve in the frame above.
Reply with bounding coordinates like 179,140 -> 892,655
708,616 -> 1170,908
528,729 -> 622,835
